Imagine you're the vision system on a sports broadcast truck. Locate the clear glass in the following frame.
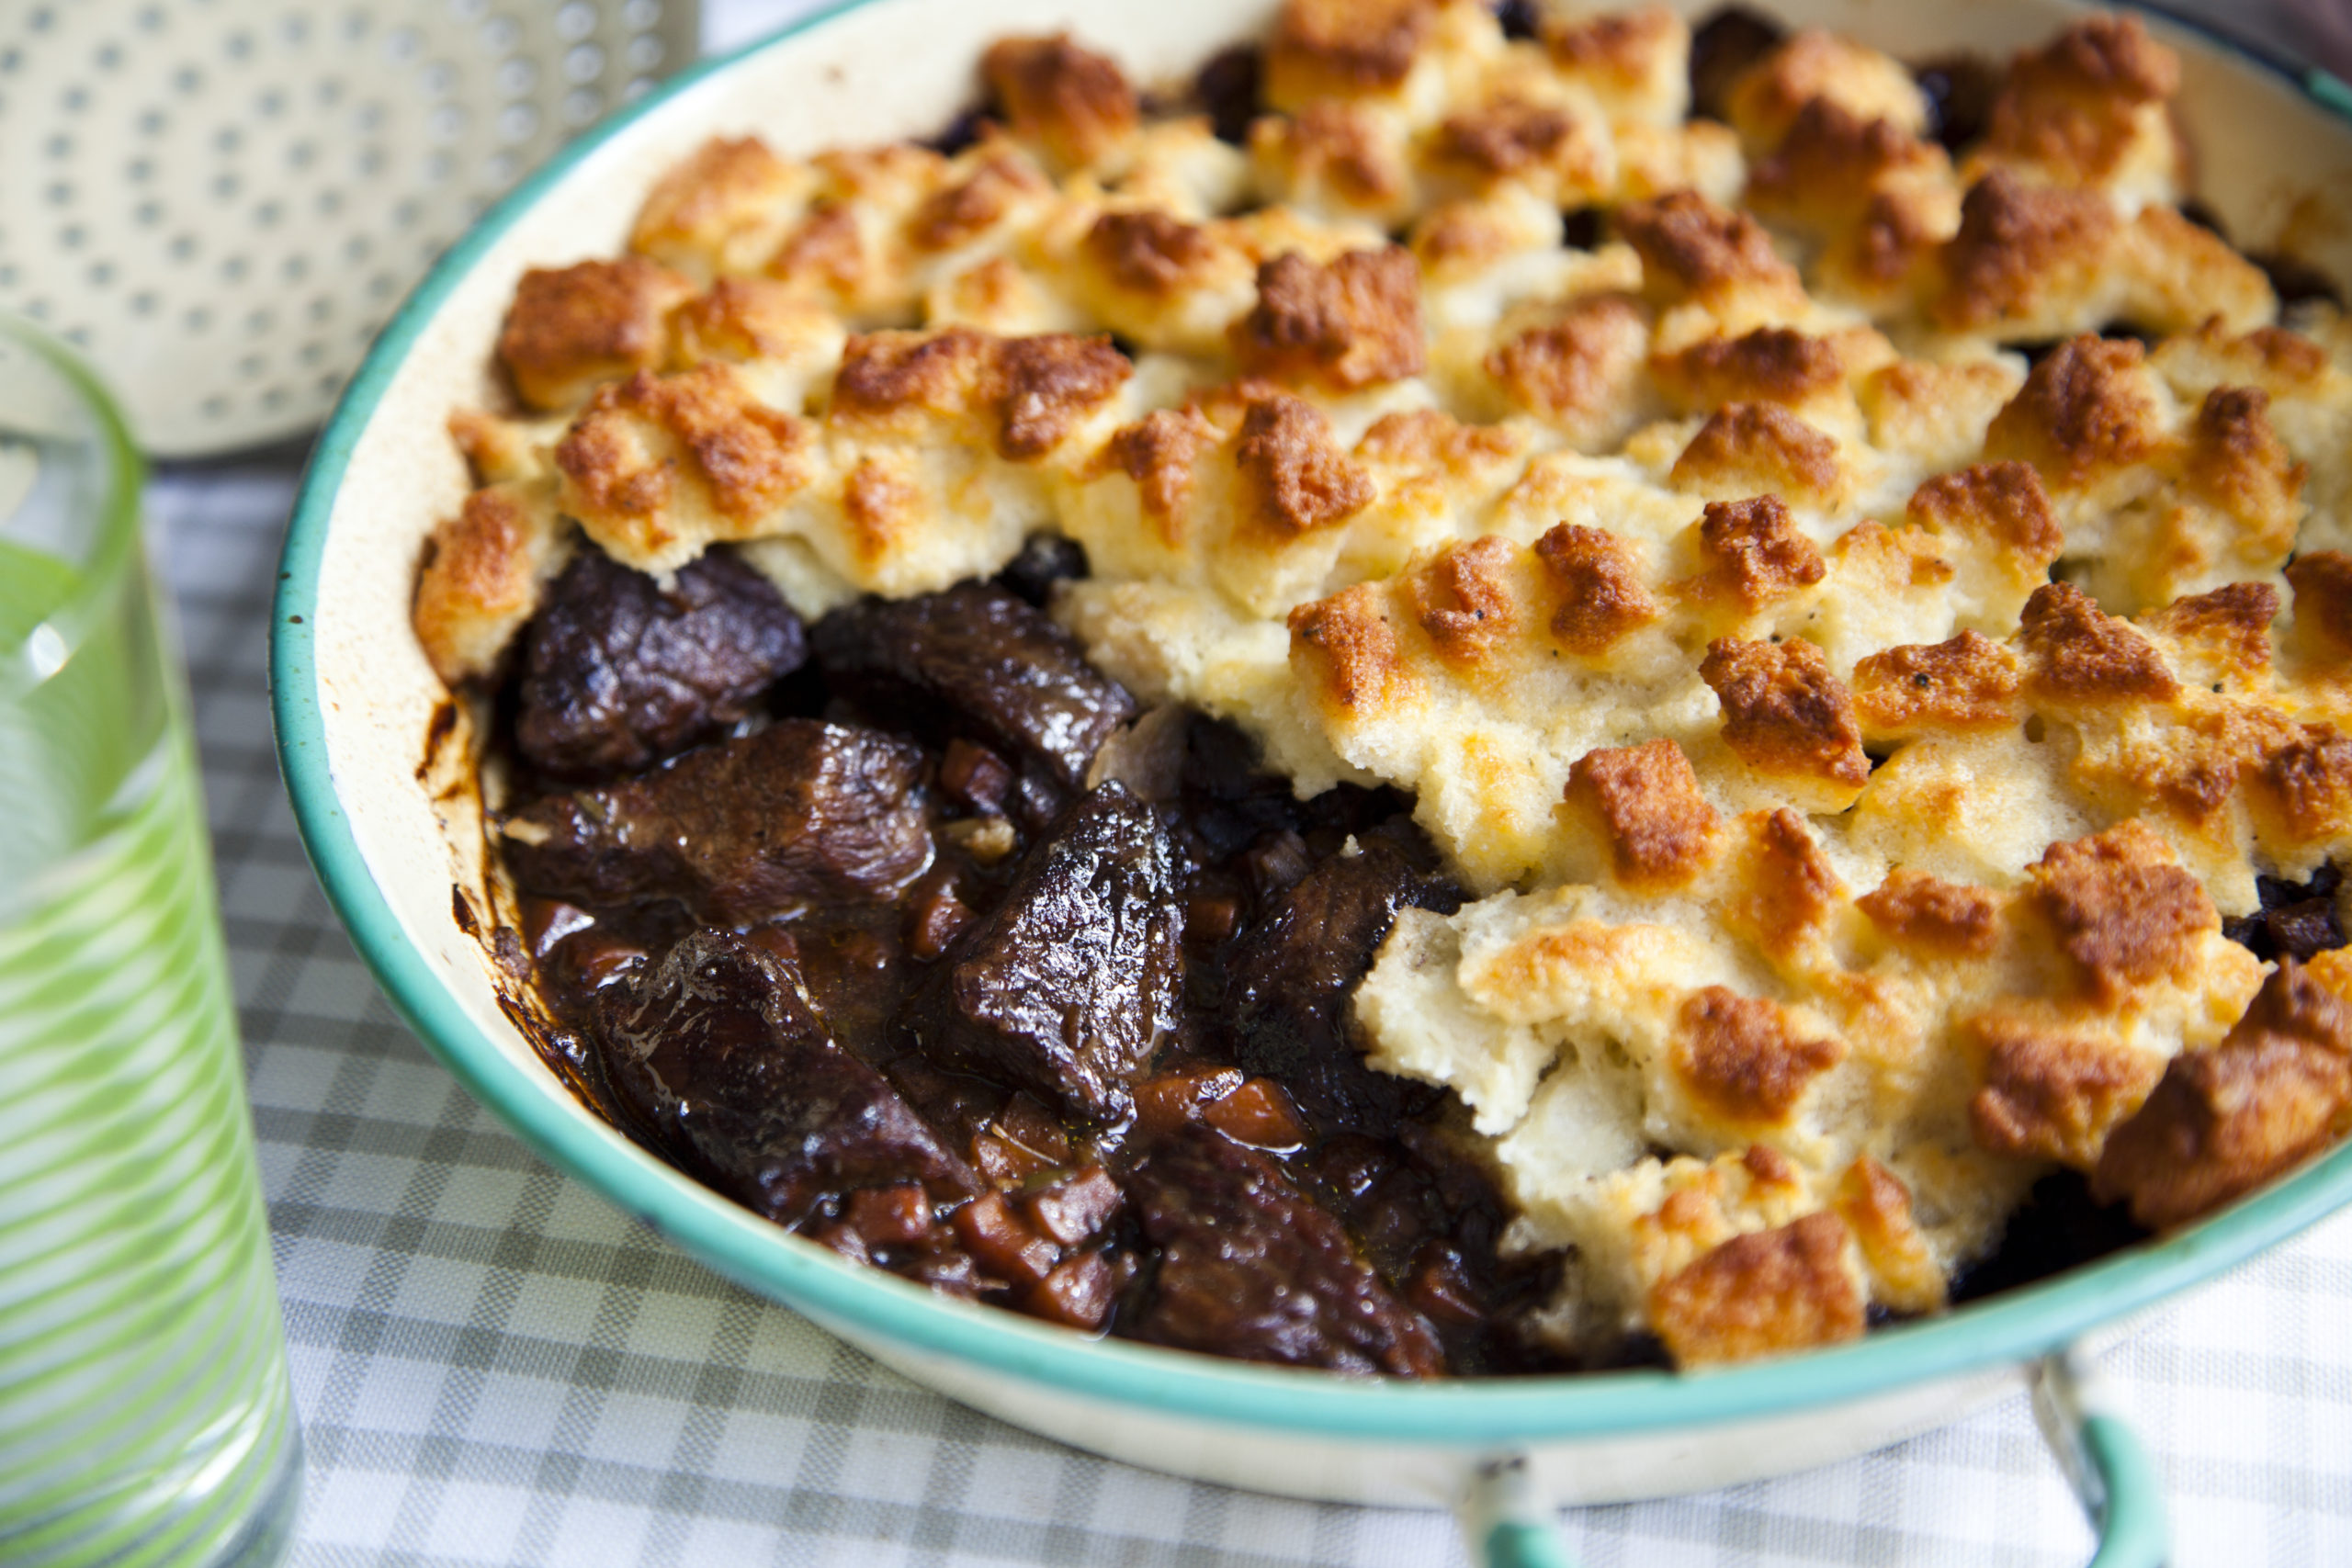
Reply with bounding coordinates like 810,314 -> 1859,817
0,316 -> 302,1567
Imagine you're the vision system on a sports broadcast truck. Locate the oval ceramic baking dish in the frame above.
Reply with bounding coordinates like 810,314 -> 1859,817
271,3 -> 2352,1563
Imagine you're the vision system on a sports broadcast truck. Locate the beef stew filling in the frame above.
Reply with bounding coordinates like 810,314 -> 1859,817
503,559 -> 1574,1375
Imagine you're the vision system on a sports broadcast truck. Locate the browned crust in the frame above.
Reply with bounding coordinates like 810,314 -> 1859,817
1648,1211 -> 1864,1367
1655,327 -> 1845,413
1267,0 -> 1431,100
557,366 -> 811,525
2227,323 -> 2331,383
2287,550 -> 2352,655
1852,631 -> 2023,734
1354,408 -> 1523,471
1103,407 -> 1218,529
1261,101 -> 1410,208
1483,295 -> 1650,423
1858,868 -> 2002,958
1670,404 -> 1841,500
2257,725 -> 2352,841
1843,190 -> 1946,286
1727,807 -> 1846,955
1672,987 -> 1846,1126
1982,15 -> 2179,185
670,276 -> 820,364
831,328 -> 1131,460
981,33 -> 1139,169
832,327 -> 994,423
631,136 -> 793,255
766,202 -> 865,295
995,334 -> 1134,459
1933,173 -> 2118,333
1747,98 -> 1941,221
2096,962 -> 2352,1227
1544,3 -> 1678,80
2182,385 -> 2306,527
1290,583 -> 1410,713
1085,209 -> 1219,298
1967,1012 -> 2165,1167
497,257 -> 691,411
1532,523 -> 1660,655
413,487 -> 547,682
1236,394 -> 1375,536
1233,248 -> 1426,390
1431,97 -> 1586,179
2145,581 -> 2279,678
2019,581 -> 2179,705
1408,537 -> 1521,669
2029,822 -> 2215,1003
1702,637 -> 1871,788
1988,334 -> 2162,482
908,149 -> 1049,253
1616,191 -> 1799,304
842,455 -> 921,561
1686,494 -> 1826,611
1563,739 -> 1721,890
1835,1156 -> 1945,1311
1904,461 -> 2064,566
2096,1030 -> 2352,1227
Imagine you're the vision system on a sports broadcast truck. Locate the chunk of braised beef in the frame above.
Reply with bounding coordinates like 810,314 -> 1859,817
1689,6 -> 1785,123
812,582 -> 1137,789
1221,839 -> 1464,1138
1492,0 -> 1541,43
2222,863 -> 2346,964
596,930 -> 979,1227
1194,44 -> 1263,146
2251,251 -> 2346,310
1950,1169 -> 2144,1303
995,534 -> 1091,608
515,547 -> 807,784
1128,1124 -> 1444,1377
1911,53 -> 2002,152
1177,716 -> 1415,863
899,783 -> 1183,1123
503,720 -> 932,923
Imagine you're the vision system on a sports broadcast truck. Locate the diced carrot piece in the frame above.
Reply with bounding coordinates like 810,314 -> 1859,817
1026,1249 -> 1117,1330
941,739 -> 1014,815
1204,1077 -> 1309,1151
951,1191 -> 1058,1285
898,869 -> 973,968
1185,891 -> 1243,947
1132,1066 -> 1247,1140
844,1184 -> 933,1247
1024,1166 -> 1124,1247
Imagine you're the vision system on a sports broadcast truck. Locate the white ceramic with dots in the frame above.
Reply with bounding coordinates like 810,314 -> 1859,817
0,0 -> 700,457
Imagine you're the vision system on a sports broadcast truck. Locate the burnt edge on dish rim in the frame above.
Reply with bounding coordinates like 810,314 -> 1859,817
271,0 -> 2352,1444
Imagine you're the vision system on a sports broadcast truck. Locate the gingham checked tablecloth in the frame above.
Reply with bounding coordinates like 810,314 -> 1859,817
148,0 -> 2352,1550
156,448 -> 2352,1568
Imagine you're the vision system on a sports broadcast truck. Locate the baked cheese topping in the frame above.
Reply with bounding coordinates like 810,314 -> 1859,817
418,1 -> 2352,1366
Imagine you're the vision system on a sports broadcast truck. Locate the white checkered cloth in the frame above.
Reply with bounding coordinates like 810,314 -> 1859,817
150,3 -> 2352,1556
155,449 -> 2352,1568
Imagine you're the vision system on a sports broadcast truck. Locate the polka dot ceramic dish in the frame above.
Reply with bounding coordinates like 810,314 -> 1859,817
0,0 -> 699,457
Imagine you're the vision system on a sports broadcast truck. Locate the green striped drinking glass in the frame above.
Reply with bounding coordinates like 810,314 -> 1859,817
0,316 -> 302,1567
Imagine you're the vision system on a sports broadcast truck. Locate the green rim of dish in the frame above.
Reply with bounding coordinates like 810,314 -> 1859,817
272,0 -> 2352,1448
0,315 -> 146,694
